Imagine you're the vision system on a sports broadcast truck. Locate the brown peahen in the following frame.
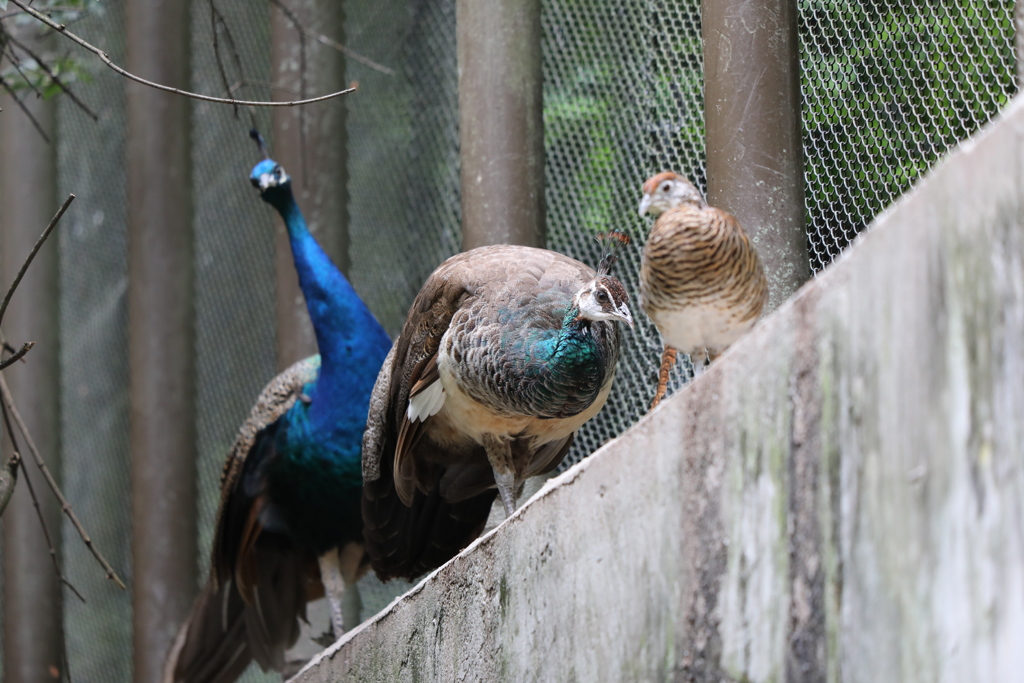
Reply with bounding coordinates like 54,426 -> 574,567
361,241 -> 633,581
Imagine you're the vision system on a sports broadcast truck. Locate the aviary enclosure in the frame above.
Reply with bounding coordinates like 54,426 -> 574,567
0,0 -> 1015,681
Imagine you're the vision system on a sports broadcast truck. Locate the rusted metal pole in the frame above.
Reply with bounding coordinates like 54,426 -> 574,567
271,0 -> 349,370
702,0 -> 810,312
457,0 -> 545,250
0,28 -> 64,683
125,0 -> 196,680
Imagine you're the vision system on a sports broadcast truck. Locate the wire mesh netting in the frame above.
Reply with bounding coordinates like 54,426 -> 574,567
0,0 -> 1018,680
800,0 -> 1017,272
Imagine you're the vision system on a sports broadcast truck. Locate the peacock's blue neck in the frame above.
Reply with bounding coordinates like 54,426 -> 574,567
266,188 -> 391,437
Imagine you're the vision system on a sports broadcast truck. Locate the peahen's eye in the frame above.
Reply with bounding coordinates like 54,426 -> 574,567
660,182 -> 671,193
595,290 -> 609,304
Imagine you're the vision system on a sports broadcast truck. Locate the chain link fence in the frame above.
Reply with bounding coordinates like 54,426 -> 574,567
0,0 -> 1017,680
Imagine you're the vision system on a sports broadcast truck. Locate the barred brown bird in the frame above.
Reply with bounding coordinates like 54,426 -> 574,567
638,171 -> 768,408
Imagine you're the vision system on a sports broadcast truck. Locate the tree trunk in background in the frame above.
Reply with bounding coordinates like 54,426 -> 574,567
702,0 -> 810,313
271,0 -> 349,371
0,26 -> 63,683
457,0 -> 545,250
125,0 -> 197,680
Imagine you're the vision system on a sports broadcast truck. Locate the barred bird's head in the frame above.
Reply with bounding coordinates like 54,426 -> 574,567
638,171 -> 706,217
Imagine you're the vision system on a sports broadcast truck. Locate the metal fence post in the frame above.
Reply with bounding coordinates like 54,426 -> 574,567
125,0 -> 197,679
271,0 -> 349,370
702,0 -> 810,312
457,0 -> 545,250
0,28 -> 63,683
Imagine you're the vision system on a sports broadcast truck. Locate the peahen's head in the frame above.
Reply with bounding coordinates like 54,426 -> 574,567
638,171 -> 706,217
573,276 -> 633,328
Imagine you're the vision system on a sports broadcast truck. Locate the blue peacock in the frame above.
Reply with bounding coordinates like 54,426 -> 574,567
164,132 -> 391,683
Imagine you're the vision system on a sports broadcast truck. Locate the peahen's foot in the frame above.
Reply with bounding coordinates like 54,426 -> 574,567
312,625 -> 337,648
483,433 -> 518,517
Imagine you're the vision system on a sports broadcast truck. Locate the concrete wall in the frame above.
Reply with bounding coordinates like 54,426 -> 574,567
293,97 -> 1024,683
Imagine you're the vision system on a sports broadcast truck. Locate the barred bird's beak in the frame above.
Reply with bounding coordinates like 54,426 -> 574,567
638,194 -> 653,217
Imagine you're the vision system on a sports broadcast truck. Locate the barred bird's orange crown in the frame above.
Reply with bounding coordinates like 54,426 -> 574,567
639,171 -> 706,217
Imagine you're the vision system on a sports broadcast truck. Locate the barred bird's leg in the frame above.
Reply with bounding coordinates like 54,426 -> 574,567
691,348 -> 715,380
318,548 -> 348,640
650,345 -> 677,410
483,433 -> 517,517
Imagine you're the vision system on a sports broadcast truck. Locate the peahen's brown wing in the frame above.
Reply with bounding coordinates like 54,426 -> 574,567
361,251 -> 492,581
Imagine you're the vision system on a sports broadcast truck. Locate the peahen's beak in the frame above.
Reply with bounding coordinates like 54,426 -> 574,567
615,304 -> 634,329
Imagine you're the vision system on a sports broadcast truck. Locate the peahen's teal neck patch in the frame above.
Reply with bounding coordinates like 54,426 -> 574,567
516,301 -> 607,415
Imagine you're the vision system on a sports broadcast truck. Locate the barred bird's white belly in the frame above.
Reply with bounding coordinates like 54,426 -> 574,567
649,304 -> 756,356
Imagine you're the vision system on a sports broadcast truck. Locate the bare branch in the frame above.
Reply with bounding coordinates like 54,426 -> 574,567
0,194 -> 74,331
0,341 -> 35,371
4,30 -> 99,121
267,0 -> 395,75
17,455 -> 87,604
208,0 -> 239,120
0,75 -> 51,143
10,0 -> 356,107
2,401 -> 79,683
0,373 -> 127,590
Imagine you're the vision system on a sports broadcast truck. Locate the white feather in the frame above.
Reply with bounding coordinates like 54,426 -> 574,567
406,379 -> 445,422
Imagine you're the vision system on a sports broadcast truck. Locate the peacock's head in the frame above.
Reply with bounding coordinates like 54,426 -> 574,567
574,275 -> 633,328
250,158 -> 291,194
638,171 -> 706,217
248,128 -> 292,204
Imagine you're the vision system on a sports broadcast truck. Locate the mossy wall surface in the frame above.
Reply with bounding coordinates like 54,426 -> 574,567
293,96 -> 1024,683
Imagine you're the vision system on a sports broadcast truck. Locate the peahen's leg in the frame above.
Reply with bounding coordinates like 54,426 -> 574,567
650,345 -> 677,410
317,548 -> 348,640
483,433 -> 517,517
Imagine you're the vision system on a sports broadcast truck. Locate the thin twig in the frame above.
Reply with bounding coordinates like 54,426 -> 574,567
209,0 -> 258,129
208,0 -> 238,120
2,41 -> 49,100
266,0 -> 395,75
267,0 -> 309,179
0,75 -> 51,143
0,341 -> 35,371
10,0 -> 356,107
0,194 -> 73,331
17,456 -> 87,603
0,399 -> 86,604
0,373 -> 127,589
3,405 -> 77,683
5,30 -> 99,121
